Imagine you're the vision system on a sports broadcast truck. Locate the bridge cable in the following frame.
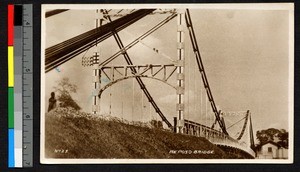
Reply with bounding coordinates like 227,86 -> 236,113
236,110 -> 250,140
109,67 -> 113,115
132,78 -> 135,121
193,47 -> 197,125
149,101 -> 150,122
226,115 -> 247,130
200,72 -> 203,123
121,30 -> 175,63
141,88 -> 144,123
103,10 -> 174,128
249,113 -> 255,150
137,37 -> 175,63
121,81 -> 124,121
205,91 -> 208,126
45,9 -> 69,18
104,9 -> 176,18
98,13 -> 177,67
185,9 -> 228,135
45,9 -> 155,72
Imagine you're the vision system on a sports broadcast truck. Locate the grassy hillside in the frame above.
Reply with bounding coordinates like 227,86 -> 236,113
45,108 -> 242,159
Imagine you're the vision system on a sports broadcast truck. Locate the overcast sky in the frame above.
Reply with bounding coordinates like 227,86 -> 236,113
43,5 -> 293,143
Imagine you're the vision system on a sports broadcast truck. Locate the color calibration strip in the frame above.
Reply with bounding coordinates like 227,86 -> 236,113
8,4 -> 14,168
8,4 -> 33,168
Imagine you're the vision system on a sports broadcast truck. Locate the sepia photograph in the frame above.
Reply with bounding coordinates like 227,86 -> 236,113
40,3 -> 294,163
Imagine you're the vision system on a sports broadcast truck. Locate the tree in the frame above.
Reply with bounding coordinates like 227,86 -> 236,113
256,128 -> 288,148
256,128 -> 279,144
150,120 -> 163,129
53,77 -> 81,111
277,129 -> 289,148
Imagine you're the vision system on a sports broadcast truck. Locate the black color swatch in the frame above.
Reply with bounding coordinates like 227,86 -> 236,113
14,5 -> 23,26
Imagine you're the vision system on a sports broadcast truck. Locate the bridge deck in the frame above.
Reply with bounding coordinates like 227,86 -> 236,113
176,119 -> 255,157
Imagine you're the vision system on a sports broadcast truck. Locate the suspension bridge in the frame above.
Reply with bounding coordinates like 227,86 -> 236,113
45,8 -> 256,158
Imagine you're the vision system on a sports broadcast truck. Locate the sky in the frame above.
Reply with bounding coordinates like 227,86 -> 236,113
43,5 -> 293,143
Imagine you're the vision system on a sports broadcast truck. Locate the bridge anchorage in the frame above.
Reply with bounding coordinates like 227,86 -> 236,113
47,8 -> 256,158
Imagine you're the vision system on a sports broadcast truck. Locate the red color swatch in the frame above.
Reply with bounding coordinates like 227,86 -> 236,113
8,5 -> 14,46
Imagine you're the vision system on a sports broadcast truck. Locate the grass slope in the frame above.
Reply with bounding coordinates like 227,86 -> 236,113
45,108 -> 241,159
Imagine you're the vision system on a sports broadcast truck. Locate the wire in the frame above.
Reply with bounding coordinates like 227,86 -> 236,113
200,75 -> 202,122
138,39 -> 176,62
226,116 -> 247,130
102,10 -> 175,128
149,102 -> 151,121
194,49 -> 196,120
187,43 -> 190,122
141,88 -> 144,122
122,30 -> 176,63
109,67 -> 113,115
46,9 -> 156,72
206,93 -> 208,126
121,81 -> 124,120
186,9 -> 228,135
132,78 -> 134,121
80,46 -> 91,63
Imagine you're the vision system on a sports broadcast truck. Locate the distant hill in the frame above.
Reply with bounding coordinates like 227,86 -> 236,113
45,108 -> 245,159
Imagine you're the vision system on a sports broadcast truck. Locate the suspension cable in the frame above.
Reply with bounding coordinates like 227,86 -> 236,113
149,102 -> 151,121
141,88 -> 144,122
109,87 -> 112,115
249,113 -> 255,150
122,81 -> 124,120
98,13 -> 177,67
226,116 -> 247,130
122,30 -> 175,62
100,10 -> 176,128
205,93 -> 208,126
195,48 -> 199,121
138,39 -> 176,63
236,110 -> 250,140
187,42 -> 190,122
45,9 -> 155,72
45,9 -> 69,18
200,73 -> 203,122
132,78 -> 135,121
103,9 -> 176,18
185,9 -> 228,135
109,64 -> 113,116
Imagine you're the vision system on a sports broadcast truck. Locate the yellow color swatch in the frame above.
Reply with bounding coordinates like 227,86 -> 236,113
8,46 -> 14,87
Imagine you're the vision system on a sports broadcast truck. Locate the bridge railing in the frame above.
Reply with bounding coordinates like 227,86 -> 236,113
179,119 -> 255,157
